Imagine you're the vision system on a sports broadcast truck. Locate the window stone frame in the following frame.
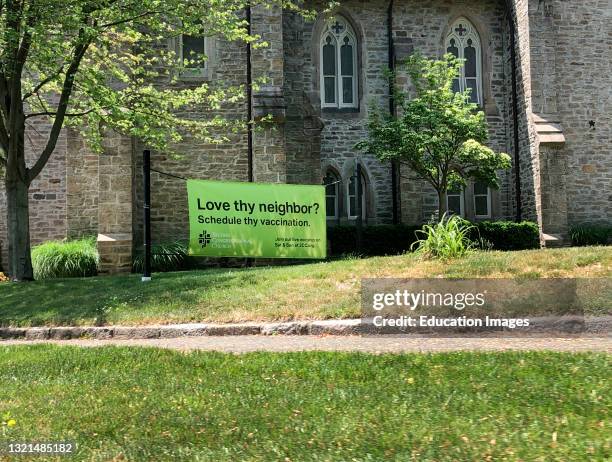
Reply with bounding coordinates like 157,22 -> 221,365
168,34 -> 216,81
319,16 -> 359,110
311,9 -> 364,116
440,12 -> 497,116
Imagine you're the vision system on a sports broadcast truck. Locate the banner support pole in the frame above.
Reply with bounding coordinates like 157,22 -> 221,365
142,149 -> 152,282
356,161 -> 363,253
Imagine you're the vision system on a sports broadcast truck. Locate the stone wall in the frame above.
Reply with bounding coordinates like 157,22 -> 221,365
283,11 -> 324,186
283,0 -> 557,228
511,0 -> 539,223
552,0 -> 612,226
66,129 -> 99,238
291,0 -> 398,225
1,0 -> 610,273
131,33 -> 251,250
294,0 -> 515,224
251,5 -> 289,184
95,131 -> 134,273
508,0 -> 612,245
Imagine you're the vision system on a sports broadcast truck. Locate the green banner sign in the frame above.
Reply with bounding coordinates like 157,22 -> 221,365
187,180 -> 327,259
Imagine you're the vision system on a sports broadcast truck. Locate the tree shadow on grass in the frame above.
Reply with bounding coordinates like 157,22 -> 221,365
0,267 -> 261,327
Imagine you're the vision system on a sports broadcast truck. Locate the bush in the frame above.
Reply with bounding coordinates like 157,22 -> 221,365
570,224 -> 612,247
412,214 -> 474,259
469,221 -> 540,251
132,241 -> 189,273
328,225 -> 421,257
328,220 -> 540,257
32,237 -> 99,280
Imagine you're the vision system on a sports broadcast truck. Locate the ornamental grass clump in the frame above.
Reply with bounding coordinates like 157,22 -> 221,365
132,241 -> 188,273
32,238 -> 99,280
570,224 -> 612,247
412,214 -> 474,259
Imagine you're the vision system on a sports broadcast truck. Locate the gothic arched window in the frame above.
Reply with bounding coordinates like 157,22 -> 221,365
320,16 -> 358,109
446,18 -> 483,105
323,170 -> 340,219
347,172 -> 366,219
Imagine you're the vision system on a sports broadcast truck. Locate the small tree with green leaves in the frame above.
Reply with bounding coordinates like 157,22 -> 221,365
358,53 -> 511,220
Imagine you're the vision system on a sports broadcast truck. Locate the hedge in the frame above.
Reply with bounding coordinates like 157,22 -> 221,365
328,221 -> 540,257
468,221 -> 540,251
327,225 -> 421,257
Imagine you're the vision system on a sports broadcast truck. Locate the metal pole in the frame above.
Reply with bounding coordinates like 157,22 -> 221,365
246,2 -> 254,183
142,149 -> 152,282
356,161 -> 363,253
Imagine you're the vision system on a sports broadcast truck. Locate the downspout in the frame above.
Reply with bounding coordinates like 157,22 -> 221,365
246,2 -> 254,183
388,0 -> 400,224
506,0 -> 522,222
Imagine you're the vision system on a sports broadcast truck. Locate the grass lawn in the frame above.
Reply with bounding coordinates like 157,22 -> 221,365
0,346 -> 609,461
0,246 -> 610,327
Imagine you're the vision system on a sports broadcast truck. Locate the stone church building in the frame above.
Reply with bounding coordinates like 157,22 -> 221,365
0,0 -> 610,272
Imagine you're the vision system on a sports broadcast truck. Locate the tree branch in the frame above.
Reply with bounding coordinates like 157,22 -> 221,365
27,31 -> 92,182
25,107 -> 97,119
22,65 -> 66,101
8,6 -> 36,112
98,9 -> 164,29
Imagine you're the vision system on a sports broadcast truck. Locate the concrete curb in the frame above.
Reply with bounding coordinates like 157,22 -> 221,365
0,317 -> 610,340
0,320 -> 363,341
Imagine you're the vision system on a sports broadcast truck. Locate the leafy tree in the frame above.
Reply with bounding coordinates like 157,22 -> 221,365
358,53 -> 511,220
0,0 -> 308,281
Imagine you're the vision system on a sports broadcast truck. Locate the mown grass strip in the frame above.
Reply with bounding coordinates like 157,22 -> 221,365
0,247 -> 610,327
0,346 -> 609,461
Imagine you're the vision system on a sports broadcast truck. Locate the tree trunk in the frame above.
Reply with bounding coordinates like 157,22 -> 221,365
437,189 -> 447,222
6,164 -> 34,281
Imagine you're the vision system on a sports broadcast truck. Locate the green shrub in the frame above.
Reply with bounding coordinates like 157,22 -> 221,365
32,237 -> 99,280
328,220 -> 540,256
132,241 -> 189,273
469,221 -> 540,251
412,214 -> 475,259
570,224 -> 612,247
328,225 -> 421,257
